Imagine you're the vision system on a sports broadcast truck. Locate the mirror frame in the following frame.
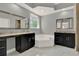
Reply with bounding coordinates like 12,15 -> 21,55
56,17 -> 73,29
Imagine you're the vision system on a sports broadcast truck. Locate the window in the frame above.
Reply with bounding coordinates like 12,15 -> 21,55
29,13 -> 40,29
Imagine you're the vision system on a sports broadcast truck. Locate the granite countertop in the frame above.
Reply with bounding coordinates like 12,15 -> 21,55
0,32 -> 34,37
55,31 -> 75,33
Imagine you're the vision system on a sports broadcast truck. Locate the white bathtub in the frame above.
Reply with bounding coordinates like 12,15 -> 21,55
35,34 -> 54,47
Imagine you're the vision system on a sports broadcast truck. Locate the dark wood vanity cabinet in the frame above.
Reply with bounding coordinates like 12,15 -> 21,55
54,32 -> 75,48
0,32 -> 35,56
15,33 -> 35,53
0,38 -> 6,56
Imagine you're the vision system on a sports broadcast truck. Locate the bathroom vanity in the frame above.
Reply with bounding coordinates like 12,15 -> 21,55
0,32 -> 35,56
54,32 -> 75,48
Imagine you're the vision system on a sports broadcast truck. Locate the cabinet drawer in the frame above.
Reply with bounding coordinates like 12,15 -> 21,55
65,36 -> 75,48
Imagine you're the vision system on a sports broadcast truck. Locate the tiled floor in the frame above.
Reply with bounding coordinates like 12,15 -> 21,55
8,45 -> 79,56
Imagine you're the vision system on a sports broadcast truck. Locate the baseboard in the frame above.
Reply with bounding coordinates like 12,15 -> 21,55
7,48 -> 15,54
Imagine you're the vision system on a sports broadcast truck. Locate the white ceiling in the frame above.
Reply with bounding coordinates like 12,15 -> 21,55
26,3 -> 56,16
17,3 -> 74,16
26,3 -> 74,16
32,6 -> 55,16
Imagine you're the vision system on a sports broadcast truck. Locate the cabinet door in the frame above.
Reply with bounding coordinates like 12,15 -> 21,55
0,38 -> 6,56
16,35 -> 29,53
55,33 -> 61,44
21,35 -> 29,50
55,33 -> 64,45
0,48 -> 6,56
28,37 -> 32,48
30,33 -> 35,47
66,34 -> 75,48
27,33 -> 35,48
16,33 -> 35,53
15,36 -> 21,52
61,33 -> 66,46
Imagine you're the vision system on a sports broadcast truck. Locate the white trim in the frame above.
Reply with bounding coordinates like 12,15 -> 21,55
7,48 -> 15,54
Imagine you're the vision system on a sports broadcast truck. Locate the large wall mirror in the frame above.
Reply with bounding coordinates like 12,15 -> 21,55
56,17 -> 73,29
0,10 -> 29,29
0,10 -> 40,29
0,18 -> 29,29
